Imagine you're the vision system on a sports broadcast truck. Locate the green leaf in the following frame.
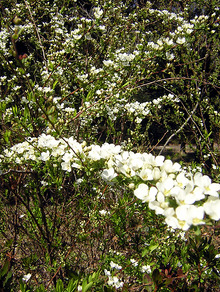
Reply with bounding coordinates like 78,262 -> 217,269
149,243 -> 159,253
12,105 -> 18,116
18,68 -> 25,75
55,279 -> 64,292
12,33 -> 18,40
85,90 -> 94,102
88,272 -> 99,282
53,80 -> 59,90
66,279 -> 78,292
3,130 -> 11,144
3,270 -> 12,287
20,282 -> 27,292
35,284 -> 46,292
142,248 -> 148,257
47,106 -> 56,115
82,278 -> 93,292
0,260 -> 10,278
121,82 -> 130,88
17,28 -> 24,37
60,6 -> 65,14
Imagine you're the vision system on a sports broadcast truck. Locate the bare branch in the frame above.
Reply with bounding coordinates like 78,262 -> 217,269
24,0 -> 48,71
159,102 -> 199,155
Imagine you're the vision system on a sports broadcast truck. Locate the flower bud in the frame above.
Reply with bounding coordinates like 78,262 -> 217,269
13,16 -> 22,25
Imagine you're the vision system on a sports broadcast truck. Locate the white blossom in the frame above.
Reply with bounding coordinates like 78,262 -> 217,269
93,7 -> 103,19
22,273 -> 31,282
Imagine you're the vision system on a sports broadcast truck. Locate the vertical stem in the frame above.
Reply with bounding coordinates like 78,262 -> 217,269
34,173 -> 52,254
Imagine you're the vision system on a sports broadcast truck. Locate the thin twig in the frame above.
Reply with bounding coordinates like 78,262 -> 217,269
0,169 -> 34,176
24,0 -> 48,71
149,131 -> 168,153
178,99 -> 218,166
159,102 -> 199,155
135,77 -> 220,90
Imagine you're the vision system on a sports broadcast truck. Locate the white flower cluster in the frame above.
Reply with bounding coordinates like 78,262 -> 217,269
0,29 -> 10,56
3,134 -> 84,172
22,273 -> 31,282
104,265 -> 124,289
100,150 -> 220,230
124,101 -> 150,116
116,52 -> 136,65
104,257 -> 152,289
110,261 -> 122,270
93,7 -> 103,19
2,134 -> 220,230
77,92 -> 179,129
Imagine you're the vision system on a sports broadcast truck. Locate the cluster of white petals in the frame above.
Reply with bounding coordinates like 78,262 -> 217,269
104,269 -> 124,289
2,134 -> 220,230
103,149 -> 220,230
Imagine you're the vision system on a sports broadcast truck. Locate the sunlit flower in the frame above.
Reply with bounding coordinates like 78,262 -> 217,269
130,258 -> 138,267
93,7 -> 103,19
194,173 -> 220,197
22,273 -> 31,282
134,183 -> 157,203
103,60 -> 114,67
141,265 -> 151,273
138,168 -> 153,181
104,269 -> 111,276
175,205 -> 205,229
160,160 -> 181,173
108,276 -> 124,289
203,196 -> 220,220
40,150 -> 50,161
100,143 -> 121,160
110,261 -> 122,270
101,168 -> 117,181
156,177 -> 175,197
176,37 -> 186,44
149,192 -> 169,215
99,210 -> 109,216
88,145 -> 101,161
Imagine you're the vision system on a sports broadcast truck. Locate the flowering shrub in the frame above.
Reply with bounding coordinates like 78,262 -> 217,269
2,134 -> 220,232
0,0 -> 220,291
